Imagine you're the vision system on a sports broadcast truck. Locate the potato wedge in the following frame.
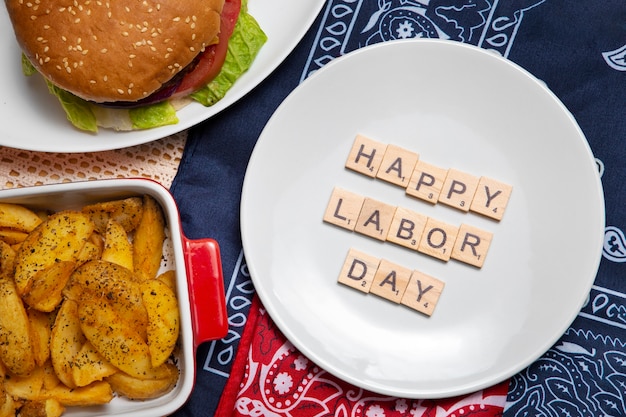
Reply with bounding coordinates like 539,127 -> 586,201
75,233 -> 104,266
156,269 -> 177,293
0,203 -> 43,233
18,398 -> 65,417
0,391 -> 21,417
101,219 -> 133,271
81,197 -> 143,235
133,195 -> 165,281
72,342 -> 118,387
41,381 -> 113,407
50,300 -> 85,389
0,277 -> 35,376
28,309 -> 53,367
106,363 -> 178,400
4,364 -> 44,400
14,211 -> 95,296
65,260 -> 148,340
78,298 -> 154,380
23,261 -> 76,312
0,241 -> 16,278
141,279 -> 180,367
0,227 -> 28,245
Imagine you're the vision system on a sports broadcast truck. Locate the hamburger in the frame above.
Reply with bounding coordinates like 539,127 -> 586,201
5,0 -> 266,132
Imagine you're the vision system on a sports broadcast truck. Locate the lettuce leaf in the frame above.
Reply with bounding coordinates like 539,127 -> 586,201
46,82 -> 99,133
129,101 -> 179,130
191,4 -> 267,106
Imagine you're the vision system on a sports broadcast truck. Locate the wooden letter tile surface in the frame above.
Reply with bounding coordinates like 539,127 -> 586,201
386,206 -> 428,251
354,198 -> 397,241
451,223 -> 493,268
337,248 -> 380,293
323,187 -> 365,231
406,160 -> 448,204
345,134 -> 387,178
418,217 -> 458,261
438,168 -> 480,212
376,144 -> 419,188
369,259 -> 412,303
470,176 -> 513,221
401,270 -> 445,316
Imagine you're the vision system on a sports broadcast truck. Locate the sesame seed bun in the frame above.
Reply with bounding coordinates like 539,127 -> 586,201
6,0 -> 225,103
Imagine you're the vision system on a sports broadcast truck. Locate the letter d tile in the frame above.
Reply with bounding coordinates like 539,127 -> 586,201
337,248 -> 381,293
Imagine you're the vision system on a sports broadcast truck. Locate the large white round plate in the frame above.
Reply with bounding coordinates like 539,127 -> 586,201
241,39 -> 605,398
0,0 -> 325,152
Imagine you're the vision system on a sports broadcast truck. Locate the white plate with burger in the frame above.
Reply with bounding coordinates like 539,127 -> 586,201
0,0 -> 325,152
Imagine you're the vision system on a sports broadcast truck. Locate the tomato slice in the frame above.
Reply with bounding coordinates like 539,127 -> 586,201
172,0 -> 242,98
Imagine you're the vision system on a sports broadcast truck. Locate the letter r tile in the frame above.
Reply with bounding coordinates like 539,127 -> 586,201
337,248 -> 381,293
451,223 -> 493,268
470,176 -> 513,221
369,259 -> 412,303
401,270 -> 445,316
323,187 -> 365,231
345,134 -> 388,178
376,144 -> 419,188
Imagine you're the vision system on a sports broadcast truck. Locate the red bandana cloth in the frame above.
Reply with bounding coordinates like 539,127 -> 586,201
215,296 -> 509,417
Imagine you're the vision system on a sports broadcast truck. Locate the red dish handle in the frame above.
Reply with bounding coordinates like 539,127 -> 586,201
182,236 -> 228,349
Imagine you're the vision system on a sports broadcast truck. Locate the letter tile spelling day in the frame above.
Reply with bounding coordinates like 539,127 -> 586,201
338,248 -> 445,316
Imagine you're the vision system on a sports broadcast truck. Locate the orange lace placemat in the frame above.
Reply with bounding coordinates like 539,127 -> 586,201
0,132 -> 186,190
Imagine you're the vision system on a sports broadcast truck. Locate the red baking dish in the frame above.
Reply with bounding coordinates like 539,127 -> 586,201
0,178 -> 228,416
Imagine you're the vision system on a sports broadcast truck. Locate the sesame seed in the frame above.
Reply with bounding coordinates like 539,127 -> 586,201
117,89 -> 124,94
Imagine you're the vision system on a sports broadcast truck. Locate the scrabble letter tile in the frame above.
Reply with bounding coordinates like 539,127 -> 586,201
337,248 -> 380,293
369,259 -> 412,303
354,198 -> 397,241
376,144 -> 419,188
323,187 -> 365,231
418,217 -> 458,261
406,161 -> 448,204
470,176 -> 513,221
438,169 -> 480,212
401,270 -> 445,316
451,224 -> 493,268
345,134 -> 387,178
386,206 -> 428,251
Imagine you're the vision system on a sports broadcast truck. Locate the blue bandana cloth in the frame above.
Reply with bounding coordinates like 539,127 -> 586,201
170,1 -> 626,416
